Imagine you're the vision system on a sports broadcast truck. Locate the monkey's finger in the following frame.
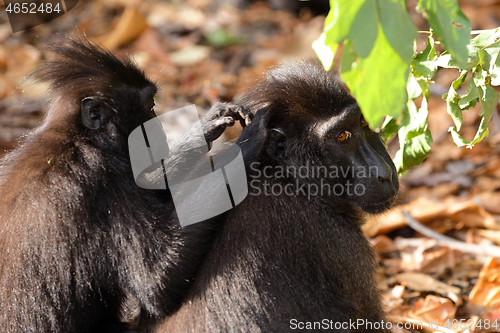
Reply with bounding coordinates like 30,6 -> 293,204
213,116 -> 235,130
215,103 -> 249,127
204,117 -> 235,142
222,116 -> 235,127
213,116 -> 235,131
237,106 -> 253,127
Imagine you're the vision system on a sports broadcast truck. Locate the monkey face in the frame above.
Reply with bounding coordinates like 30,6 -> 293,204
259,104 -> 398,214
313,105 -> 399,214
239,60 -> 398,214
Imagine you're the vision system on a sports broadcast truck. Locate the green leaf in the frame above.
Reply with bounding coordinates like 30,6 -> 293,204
473,65 -> 487,89
381,116 -> 399,142
458,79 -> 478,109
447,78 -> 498,148
395,128 -> 433,173
401,99 -> 429,137
434,44 -> 480,70
205,29 -> 240,47
412,56 -> 438,79
347,0 -> 378,58
433,52 -> 454,68
412,36 -> 438,79
378,0 -> 418,61
394,98 -> 432,173
448,126 -> 469,147
471,67 -> 499,120
340,41 -> 360,84
423,35 -> 437,59
329,0 -> 417,62
470,117 -> 490,145
445,70 -> 467,131
407,75 -> 423,100
418,0 -> 471,67
418,77 -> 432,101
324,0 -> 366,44
476,82 -> 499,121
482,41 -> 500,86
342,29 -> 409,129
313,33 -> 338,71
493,51 -> 500,86
449,117 -> 489,148
470,28 -> 500,47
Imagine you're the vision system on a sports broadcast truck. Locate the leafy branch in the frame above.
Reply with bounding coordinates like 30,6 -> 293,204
313,0 -> 500,174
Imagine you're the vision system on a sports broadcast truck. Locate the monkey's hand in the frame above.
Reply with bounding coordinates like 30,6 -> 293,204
202,102 -> 253,143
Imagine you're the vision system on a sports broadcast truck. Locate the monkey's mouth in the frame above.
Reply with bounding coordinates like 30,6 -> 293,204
358,195 -> 397,214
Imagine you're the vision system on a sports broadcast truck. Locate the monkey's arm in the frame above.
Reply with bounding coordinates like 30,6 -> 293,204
122,103 -> 253,327
143,103 -> 253,187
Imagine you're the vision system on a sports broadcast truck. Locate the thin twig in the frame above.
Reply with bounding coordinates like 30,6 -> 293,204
402,211 -> 500,258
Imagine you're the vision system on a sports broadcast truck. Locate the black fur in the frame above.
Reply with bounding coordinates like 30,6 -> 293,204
0,39 -> 245,332
216,0 -> 329,14
152,61 -> 398,332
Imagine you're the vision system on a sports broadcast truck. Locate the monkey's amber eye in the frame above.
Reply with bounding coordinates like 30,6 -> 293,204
360,117 -> 369,128
337,131 -> 352,142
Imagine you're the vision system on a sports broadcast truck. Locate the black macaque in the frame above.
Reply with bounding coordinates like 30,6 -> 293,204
152,61 -> 399,333
0,39 -> 251,333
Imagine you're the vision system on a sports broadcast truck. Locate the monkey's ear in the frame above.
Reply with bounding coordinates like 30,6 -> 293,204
81,97 -> 110,130
236,108 -> 270,164
266,128 -> 286,161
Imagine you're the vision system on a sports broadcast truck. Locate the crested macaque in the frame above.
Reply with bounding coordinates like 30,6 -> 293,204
0,39 -> 250,332
152,61 -> 399,332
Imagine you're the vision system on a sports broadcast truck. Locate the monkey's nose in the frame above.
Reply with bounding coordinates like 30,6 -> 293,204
377,169 -> 398,196
378,175 -> 391,183
376,162 -> 393,184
